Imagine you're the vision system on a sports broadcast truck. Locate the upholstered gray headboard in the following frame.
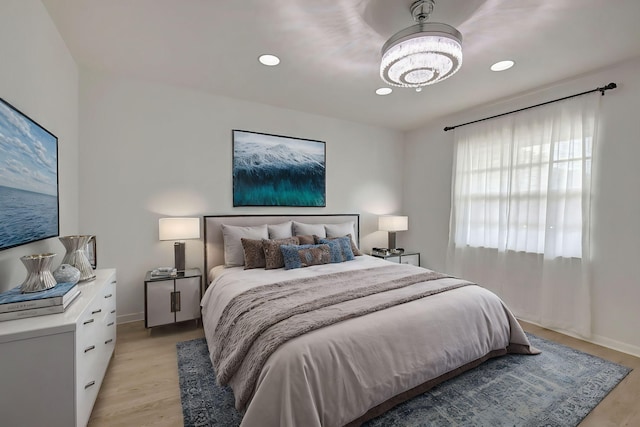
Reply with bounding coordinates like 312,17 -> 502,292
203,214 -> 360,277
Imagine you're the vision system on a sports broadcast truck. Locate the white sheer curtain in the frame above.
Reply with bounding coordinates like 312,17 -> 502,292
447,95 -> 600,337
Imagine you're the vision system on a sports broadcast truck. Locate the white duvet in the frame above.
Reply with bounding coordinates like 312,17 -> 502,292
201,256 -> 535,427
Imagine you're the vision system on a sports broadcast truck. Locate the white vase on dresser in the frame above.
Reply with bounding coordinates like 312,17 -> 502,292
0,269 -> 117,427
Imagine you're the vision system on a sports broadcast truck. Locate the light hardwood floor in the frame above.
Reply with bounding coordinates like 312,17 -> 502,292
88,320 -> 639,427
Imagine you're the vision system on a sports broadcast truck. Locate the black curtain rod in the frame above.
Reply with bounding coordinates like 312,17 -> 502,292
443,82 -> 617,132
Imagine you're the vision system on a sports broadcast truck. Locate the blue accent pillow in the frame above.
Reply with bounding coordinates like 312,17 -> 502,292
280,244 -> 332,270
320,239 -> 344,264
318,236 -> 355,263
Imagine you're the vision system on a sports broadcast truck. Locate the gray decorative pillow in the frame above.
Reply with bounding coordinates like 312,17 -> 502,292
296,234 -> 316,245
221,224 -> 269,267
241,238 -> 266,270
325,222 -> 356,241
268,221 -> 293,239
280,244 -> 331,270
263,237 -> 300,269
293,221 -> 326,238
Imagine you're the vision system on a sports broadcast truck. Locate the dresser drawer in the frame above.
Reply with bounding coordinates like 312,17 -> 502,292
77,306 -> 101,351
102,280 -> 116,310
102,311 -> 116,347
77,337 -> 100,390
77,358 -> 101,427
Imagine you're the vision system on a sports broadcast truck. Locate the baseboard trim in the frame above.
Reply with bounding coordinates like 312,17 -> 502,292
117,312 -> 144,324
520,318 -> 640,358
590,333 -> 640,359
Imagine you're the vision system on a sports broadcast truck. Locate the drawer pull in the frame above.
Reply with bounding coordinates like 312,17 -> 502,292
111,280 -> 117,284
84,380 -> 96,389
105,338 -> 114,344
84,345 -> 96,353
91,309 -> 102,314
104,293 -> 113,299
110,309 -> 116,314
83,318 -> 95,325
107,321 -> 114,327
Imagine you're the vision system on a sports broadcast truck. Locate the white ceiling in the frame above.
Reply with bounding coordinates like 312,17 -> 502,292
42,0 -> 640,131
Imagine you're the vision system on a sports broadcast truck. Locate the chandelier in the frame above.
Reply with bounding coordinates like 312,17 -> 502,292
380,0 -> 463,88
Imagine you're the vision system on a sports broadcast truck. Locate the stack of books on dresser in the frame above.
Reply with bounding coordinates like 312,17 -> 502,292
0,282 -> 80,322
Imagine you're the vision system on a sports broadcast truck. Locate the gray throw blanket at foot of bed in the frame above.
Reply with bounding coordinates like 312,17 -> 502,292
212,264 -> 470,410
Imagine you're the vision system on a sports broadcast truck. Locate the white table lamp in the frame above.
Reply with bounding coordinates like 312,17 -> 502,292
378,215 -> 408,251
159,217 -> 200,271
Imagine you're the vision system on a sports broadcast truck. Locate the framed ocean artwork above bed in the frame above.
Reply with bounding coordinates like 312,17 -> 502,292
232,130 -> 326,207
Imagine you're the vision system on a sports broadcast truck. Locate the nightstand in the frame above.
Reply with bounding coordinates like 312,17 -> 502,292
371,251 -> 421,266
144,268 -> 202,329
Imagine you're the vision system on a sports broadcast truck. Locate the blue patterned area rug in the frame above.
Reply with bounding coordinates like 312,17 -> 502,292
176,334 -> 630,427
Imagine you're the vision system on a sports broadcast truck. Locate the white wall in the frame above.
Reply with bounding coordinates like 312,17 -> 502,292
79,69 -> 405,322
0,0 -> 79,291
404,57 -> 640,356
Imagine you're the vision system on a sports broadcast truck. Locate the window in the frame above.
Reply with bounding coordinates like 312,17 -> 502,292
451,96 -> 598,259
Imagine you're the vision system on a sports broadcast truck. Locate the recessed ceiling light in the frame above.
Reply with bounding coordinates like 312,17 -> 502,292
376,87 -> 393,96
490,60 -> 515,72
259,54 -> 280,66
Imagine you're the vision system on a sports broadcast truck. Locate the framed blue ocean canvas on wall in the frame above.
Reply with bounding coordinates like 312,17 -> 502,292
0,98 -> 59,251
233,130 -> 326,207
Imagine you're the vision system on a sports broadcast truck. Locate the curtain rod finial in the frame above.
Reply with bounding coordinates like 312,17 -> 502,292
599,82 -> 617,95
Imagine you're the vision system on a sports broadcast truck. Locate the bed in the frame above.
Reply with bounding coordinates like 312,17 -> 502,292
201,214 -> 538,427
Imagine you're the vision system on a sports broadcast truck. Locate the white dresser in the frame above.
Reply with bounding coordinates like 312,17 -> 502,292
0,269 -> 117,427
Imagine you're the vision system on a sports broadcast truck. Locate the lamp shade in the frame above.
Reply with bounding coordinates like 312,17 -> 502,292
378,216 -> 409,232
159,217 -> 200,241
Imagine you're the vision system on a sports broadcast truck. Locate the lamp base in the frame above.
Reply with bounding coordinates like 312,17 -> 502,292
174,242 -> 185,271
388,232 -> 397,250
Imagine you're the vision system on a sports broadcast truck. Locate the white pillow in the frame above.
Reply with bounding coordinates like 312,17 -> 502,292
221,224 -> 268,266
325,221 -> 358,248
293,221 -> 326,238
268,221 -> 293,239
